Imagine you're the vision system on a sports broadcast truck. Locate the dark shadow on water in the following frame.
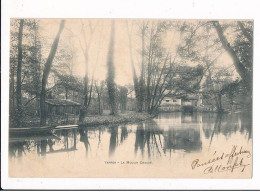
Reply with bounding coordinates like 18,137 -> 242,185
109,125 -> 119,157
203,111 -> 252,147
9,141 -> 28,160
79,126 -> 90,155
164,127 -> 202,154
134,120 -> 164,159
134,123 -> 145,157
208,113 -> 223,149
120,125 -> 128,144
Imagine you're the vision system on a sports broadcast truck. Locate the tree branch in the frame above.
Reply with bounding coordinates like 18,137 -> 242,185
211,21 -> 250,89
237,21 -> 253,44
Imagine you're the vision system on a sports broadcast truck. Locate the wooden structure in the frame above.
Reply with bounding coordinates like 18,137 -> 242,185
45,99 -> 81,116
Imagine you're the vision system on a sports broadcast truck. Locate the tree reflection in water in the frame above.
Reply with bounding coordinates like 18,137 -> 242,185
206,111 -> 252,148
134,118 -> 202,159
109,125 -> 118,156
134,120 -> 164,159
134,123 -> 145,156
8,112 -> 252,162
9,141 -> 29,160
79,126 -> 90,155
120,126 -> 128,144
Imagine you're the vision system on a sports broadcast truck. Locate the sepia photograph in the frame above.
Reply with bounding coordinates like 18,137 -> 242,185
8,18 -> 253,178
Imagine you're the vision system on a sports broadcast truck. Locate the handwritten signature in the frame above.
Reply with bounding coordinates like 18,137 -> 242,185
191,145 -> 251,174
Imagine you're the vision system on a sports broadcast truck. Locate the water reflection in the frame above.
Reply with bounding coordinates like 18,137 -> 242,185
120,126 -> 128,143
134,123 -> 145,156
109,126 -> 118,156
9,141 -> 29,160
164,127 -> 201,153
9,112 -> 252,163
79,126 -> 90,154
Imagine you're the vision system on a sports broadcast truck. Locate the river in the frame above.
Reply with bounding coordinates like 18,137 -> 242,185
9,112 -> 252,178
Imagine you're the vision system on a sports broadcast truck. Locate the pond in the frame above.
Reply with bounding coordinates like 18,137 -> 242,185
9,112 -> 252,178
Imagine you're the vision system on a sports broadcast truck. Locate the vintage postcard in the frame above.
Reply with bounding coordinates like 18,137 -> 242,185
8,18 -> 253,179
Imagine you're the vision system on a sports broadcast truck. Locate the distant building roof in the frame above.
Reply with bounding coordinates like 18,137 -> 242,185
45,99 -> 81,106
164,94 -> 182,99
164,94 -> 199,100
183,94 -> 199,100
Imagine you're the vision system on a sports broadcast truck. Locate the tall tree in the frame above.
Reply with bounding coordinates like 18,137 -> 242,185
126,21 -> 142,112
40,20 -> 65,126
139,22 -> 147,112
177,21 -> 241,112
16,19 -> 24,127
78,21 -> 97,123
95,81 -> 104,115
106,21 -> 117,115
31,20 -> 42,98
211,21 -> 253,93
143,21 -> 177,114
118,86 -> 128,113
10,19 -> 43,127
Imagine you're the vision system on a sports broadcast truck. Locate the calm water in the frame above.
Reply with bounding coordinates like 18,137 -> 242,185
9,112 -> 252,177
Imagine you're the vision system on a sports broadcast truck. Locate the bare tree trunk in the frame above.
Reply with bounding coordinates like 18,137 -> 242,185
95,83 -> 103,115
126,21 -> 142,112
79,54 -> 95,122
65,87 -> 68,99
79,52 -> 89,123
32,20 -> 41,98
139,22 -> 146,112
78,21 -> 97,123
40,20 -> 65,126
10,62 -> 15,125
218,93 -> 223,113
98,93 -> 102,115
16,19 -> 24,127
106,21 -> 117,115
146,28 -> 154,113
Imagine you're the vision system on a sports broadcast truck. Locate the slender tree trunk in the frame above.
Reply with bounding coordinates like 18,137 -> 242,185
78,21 -> 97,123
146,29 -> 154,113
126,21 -> 142,112
98,93 -> 102,115
215,93 -> 223,113
79,52 -> 89,123
65,87 -> 68,99
40,20 -> 65,126
32,20 -> 41,98
10,63 -> 15,124
16,19 -> 24,127
139,23 -> 146,112
95,83 -> 103,115
106,21 -> 117,115
218,93 -> 223,113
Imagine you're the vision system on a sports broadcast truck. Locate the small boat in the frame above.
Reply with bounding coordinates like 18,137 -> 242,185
9,126 -> 55,134
9,124 -> 79,134
9,133 -> 61,142
54,125 -> 78,129
53,125 -> 78,131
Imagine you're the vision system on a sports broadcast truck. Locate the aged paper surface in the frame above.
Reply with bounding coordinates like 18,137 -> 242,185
8,18 -> 252,179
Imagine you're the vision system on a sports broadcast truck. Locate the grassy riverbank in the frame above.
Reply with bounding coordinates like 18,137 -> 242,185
19,111 -> 155,128
80,112 -> 155,127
